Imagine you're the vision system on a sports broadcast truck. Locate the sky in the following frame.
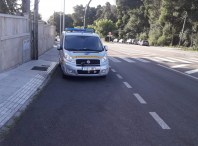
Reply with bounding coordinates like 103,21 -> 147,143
31,0 -> 116,21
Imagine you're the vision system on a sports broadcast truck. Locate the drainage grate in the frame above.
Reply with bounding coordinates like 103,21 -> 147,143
31,66 -> 48,71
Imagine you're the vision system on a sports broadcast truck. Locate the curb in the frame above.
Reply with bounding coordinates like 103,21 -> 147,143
0,62 -> 58,139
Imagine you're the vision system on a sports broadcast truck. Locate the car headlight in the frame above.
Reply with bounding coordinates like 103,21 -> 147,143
102,54 -> 108,63
64,53 -> 75,63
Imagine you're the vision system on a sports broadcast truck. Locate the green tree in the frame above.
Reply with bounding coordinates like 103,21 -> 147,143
71,5 -> 85,27
48,12 -> 73,35
0,0 -> 21,14
95,19 -> 117,37
31,11 -> 42,21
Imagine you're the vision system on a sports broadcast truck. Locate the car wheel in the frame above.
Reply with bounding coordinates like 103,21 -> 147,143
62,71 -> 68,79
100,75 -> 107,78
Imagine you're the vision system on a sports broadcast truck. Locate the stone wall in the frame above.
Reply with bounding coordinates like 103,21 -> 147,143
0,13 -> 30,72
38,22 -> 55,56
0,14 -> 56,73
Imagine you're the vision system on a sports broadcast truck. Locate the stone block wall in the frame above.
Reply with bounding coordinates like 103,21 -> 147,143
38,22 -> 55,56
0,14 -> 56,73
0,13 -> 30,72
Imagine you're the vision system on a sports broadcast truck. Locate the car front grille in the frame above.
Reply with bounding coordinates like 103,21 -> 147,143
76,59 -> 100,66
77,70 -> 100,74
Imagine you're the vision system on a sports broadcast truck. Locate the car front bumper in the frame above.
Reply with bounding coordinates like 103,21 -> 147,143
61,61 -> 109,77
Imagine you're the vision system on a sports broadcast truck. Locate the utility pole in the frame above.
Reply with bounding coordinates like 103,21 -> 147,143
33,0 -> 38,60
178,12 -> 187,48
63,0 -> 65,31
84,0 -> 92,29
53,11 -> 55,26
60,2 -> 62,37
22,0 -> 31,58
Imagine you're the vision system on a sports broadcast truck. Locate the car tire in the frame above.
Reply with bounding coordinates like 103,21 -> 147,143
62,72 -> 68,79
100,75 -> 107,78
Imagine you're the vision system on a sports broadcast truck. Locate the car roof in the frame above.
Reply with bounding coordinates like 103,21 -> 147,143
64,31 -> 100,37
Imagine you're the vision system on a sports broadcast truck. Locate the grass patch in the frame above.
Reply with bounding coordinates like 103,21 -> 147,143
13,116 -> 20,122
6,124 -> 14,129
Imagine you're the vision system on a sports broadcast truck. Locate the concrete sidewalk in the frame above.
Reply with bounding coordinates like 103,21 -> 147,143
0,43 -> 59,131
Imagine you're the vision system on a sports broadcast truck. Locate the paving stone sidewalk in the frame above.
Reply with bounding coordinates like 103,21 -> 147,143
0,45 -> 59,129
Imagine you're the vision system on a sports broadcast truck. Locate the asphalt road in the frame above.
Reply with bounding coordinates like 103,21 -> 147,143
1,43 -> 198,146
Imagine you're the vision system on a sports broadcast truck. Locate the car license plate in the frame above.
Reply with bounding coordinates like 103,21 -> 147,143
82,67 -> 96,71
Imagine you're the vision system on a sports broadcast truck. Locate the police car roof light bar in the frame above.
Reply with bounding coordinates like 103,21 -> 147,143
65,28 -> 94,32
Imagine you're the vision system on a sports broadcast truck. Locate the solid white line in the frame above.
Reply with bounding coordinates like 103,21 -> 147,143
134,94 -> 147,104
157,64 -> 198,80
149,112 -> 170,129
116,74 -> 123,79
166,57 -> 191,64
171,64 -> 190,68
123,82 -> 132,88
111,69 -> 116,72
185,69 -> 198,74
120,57 -> 135,63
108,57 -> 121,62
155,57 -> 176,63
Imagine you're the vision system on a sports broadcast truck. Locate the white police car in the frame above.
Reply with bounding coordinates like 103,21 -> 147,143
57,28 -> 109,78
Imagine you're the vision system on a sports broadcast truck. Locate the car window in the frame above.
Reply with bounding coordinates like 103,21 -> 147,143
65,36 -> 103,51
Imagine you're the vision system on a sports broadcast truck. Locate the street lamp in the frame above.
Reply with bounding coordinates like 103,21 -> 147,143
63,0 -> 65,31
84,0 -> 92,29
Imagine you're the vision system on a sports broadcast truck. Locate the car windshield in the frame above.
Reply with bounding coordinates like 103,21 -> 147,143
64,36 -> 103,51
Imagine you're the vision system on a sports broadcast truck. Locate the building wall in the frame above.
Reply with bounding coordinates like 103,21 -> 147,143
0,13 -> 30,72
38,22 -> 55,56
0,14 -> 56,73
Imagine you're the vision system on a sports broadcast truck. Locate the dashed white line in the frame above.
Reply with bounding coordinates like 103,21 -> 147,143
134,94 -> 147,104
171,64 -> 190,68
116,74 -> 123,79
108,57 -> 121,62
123,82 -> 132,88
185,69 -> 198,74
119,57 -> 135,63
149,112 -> 170,129
111,69 -> 116,72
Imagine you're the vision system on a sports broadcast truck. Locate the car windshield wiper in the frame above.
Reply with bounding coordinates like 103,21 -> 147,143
65,48 -> 78,51
79,48 -> 103,52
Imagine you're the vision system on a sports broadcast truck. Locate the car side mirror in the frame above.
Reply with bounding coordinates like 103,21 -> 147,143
104,45 -> 108,51
57,44 -> 62,50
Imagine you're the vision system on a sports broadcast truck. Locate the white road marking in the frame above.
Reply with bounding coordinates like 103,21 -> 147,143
155,57 -> 176,63
186,58 -> 198,63
120,58 -> 135,63
111,69 -> 116,72
149,112 -> 170,129
123,82 -> 132,88
116,74 -> 123,79
158,64 -> 198,80
166,57 -> 191,64
108,57 -> 121,62
171,64 -> 190,68
147,58 -> 162,62
133,58 -> 150,63
191,58 -> 198,61
134,94 -> 147,104
185,69 -> 198,74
